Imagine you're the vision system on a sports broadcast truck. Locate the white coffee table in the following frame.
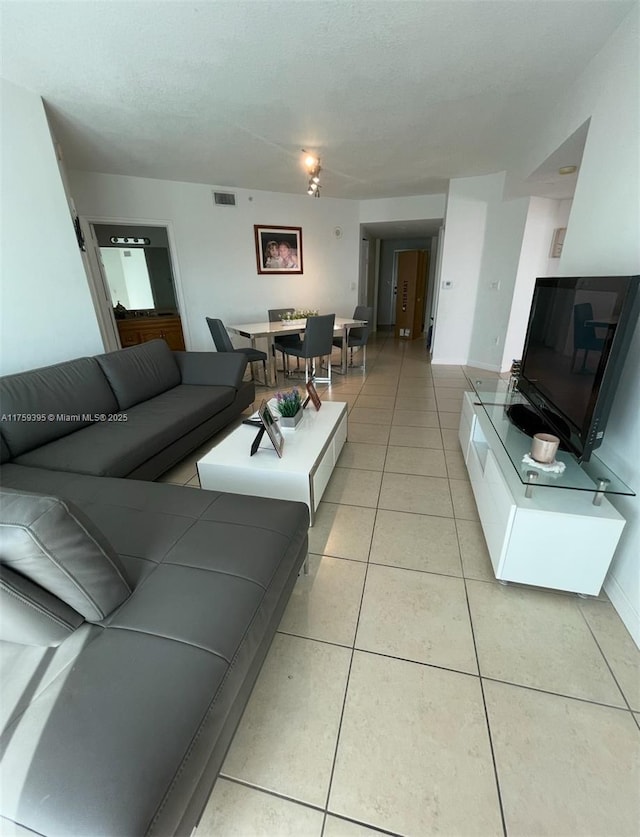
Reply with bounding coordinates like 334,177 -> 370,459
197,401 -> 347,525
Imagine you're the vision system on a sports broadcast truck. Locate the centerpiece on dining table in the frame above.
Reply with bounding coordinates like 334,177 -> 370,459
274,387 -> 304,429
280,309 -> 318,322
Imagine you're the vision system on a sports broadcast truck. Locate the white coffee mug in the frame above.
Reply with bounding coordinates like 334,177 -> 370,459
531,433 -> 560,464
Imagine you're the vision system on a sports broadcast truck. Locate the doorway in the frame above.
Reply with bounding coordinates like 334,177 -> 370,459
394,250 -> 429,339
89,223 -> 186,351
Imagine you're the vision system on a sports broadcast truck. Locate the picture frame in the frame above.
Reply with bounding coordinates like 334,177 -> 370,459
255,400 -> 285,457
304,380 -> 322,411
254,225 -> 303,275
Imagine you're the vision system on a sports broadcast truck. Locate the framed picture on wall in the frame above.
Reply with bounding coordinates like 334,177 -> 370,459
254,225 -> 303,275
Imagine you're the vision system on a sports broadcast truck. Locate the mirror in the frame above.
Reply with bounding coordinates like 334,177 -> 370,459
93,223 -> 179,317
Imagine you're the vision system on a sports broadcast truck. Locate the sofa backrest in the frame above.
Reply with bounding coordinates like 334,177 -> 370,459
0,357 -> 118,458
0,488 -> 131,628
96,339 -> 181,410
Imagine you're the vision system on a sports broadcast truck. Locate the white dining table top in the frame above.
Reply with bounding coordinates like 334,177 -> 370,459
227,316 -> 366,338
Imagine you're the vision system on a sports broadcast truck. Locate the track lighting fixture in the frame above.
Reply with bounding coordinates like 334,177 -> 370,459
302,150 -> 322,198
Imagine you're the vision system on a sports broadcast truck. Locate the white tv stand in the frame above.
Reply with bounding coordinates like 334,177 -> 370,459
459,388 -> 630,596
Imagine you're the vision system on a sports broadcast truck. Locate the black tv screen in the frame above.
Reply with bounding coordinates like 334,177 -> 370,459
516,275 -> 639,462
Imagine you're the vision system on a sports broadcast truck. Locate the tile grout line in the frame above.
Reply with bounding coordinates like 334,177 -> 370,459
274,627 -> 638,715
575,604 -> 638,717
321,341 -> 433,834
319,335 -> 410,835
459,544 -> 509,836
318,349 -> 394,836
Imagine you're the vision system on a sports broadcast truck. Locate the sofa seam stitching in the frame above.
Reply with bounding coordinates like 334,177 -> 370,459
105,624 -> 231,663
146,540 -> 305,834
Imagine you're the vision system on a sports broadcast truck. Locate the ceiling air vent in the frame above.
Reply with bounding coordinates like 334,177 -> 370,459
213,191 -> 237,207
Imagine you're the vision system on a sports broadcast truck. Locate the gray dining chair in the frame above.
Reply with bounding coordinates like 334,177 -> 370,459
206,317 -> 268,385
268,308 -> 302,374
280,313 -> 335,384
333,305 -> 373,370
572,302 -> 605,372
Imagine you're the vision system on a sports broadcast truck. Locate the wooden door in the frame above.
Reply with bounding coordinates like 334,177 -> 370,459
395,250 -> 429,339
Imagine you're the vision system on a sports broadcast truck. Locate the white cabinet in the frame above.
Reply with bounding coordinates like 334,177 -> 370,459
460,392 -> 625,596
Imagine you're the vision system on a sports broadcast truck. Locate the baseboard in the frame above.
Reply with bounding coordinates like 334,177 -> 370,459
604,573 -> 640,648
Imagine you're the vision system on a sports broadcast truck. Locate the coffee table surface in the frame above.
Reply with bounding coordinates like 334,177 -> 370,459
197,401 -> 348,523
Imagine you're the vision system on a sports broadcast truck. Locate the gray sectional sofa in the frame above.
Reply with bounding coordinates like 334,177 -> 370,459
0,339 -> 255,480
0,340 -> 310,836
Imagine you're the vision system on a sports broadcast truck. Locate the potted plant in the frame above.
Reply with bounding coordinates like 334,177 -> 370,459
275,388 -> 304,428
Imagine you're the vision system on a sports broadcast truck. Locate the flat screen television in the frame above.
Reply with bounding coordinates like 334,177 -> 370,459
509,275 -> 639,463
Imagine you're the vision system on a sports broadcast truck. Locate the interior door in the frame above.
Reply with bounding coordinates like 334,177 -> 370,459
395,250 -> 429,339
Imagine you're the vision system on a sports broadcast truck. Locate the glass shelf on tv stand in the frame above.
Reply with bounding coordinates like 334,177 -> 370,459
466,377 -> 634,500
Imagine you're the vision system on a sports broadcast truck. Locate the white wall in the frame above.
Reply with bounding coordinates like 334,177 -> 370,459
467,194 -> 531,370
0,80 -> 103,374
501,197 -> 562,371
549,9 -> 640,643
359,194 -> 446,224
431,174 -> 498,364
70,172 -> 360,352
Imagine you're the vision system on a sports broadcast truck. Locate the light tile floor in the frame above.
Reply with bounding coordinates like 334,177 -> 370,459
158,334 -> 640,837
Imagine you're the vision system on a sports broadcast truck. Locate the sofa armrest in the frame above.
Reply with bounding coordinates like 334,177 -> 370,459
173,352 -> 247,388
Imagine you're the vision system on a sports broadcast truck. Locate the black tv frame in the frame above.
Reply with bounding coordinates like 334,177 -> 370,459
513,275 -> 639,463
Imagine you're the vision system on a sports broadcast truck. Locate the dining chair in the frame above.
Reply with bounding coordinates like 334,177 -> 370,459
281,313 -> 335,384
206,317 -> 268,385
572,303 -> 605,372
333,305 -> 373,371
268,308 -> 302,374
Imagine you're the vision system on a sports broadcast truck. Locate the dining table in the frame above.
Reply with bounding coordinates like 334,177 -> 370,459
227,315 -> 368,386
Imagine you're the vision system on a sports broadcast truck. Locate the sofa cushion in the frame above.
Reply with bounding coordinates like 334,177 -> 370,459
0,467 -> 310,837
0,357 -> 118,458
13,384 -> 236,477
0,565 -> 84,647
0,488 -> 131,622
0,628 -> 229,837
96,339 -> 182,410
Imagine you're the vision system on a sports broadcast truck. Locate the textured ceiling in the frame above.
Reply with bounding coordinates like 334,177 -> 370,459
1,0 -> 632,200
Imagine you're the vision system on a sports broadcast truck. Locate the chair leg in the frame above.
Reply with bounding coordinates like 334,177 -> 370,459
261,359 -> 267,385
